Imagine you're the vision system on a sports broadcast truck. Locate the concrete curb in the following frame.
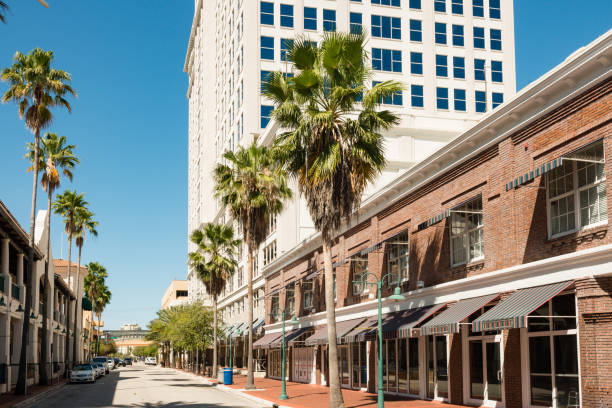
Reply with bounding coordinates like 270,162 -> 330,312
12,383 -> 67,408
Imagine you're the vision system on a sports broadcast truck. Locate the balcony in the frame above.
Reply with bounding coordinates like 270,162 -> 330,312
11,283 -> 19,300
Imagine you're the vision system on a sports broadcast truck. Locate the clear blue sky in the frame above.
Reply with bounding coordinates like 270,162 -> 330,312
0,1 -> 610,330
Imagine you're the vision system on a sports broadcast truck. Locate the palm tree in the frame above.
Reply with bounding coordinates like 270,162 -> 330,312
53,190 -> 88,370
0,0 -> 49,22
73,209 -> 98,364
2,48 -> 75,395
264,32 -> 402,408
26,132 -> 78,385
84,262 -> 106,359
214,143 -> 292,389
93,284 -> 111,355
188,223 -> 240,379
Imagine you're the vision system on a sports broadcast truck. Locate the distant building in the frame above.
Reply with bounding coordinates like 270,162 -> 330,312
105,326 -> 150,356
161,280 -> 189,310
120,323 -> 141,331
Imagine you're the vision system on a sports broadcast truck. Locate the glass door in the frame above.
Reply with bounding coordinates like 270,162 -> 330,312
339,345 -> 350,387
468,337 -> 503,406
485,339 -> 502,403
426,335 -> 448,400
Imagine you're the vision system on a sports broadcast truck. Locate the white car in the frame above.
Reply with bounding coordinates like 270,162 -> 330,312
145,357 -> 157,366
70,364 -> 96,383
90,362 -> 104,378
92,356 -> 110,374
107,358 -> 116,370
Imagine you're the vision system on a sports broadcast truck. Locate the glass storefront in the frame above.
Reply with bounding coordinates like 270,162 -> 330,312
268,349 -> 287,379
427,335 -> 448,399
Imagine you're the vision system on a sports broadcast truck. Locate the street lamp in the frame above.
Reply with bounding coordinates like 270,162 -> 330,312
269,310 -> 298,400
353,272 -> 405,408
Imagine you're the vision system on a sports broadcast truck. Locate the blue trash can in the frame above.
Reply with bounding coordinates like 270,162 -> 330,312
223,367 -> 233,385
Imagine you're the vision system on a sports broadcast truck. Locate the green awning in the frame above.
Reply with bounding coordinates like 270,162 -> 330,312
472,281 -> 574,332
82,297 -> 93,311
420,294 -> 499,335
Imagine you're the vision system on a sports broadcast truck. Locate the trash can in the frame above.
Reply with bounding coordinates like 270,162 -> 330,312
223,367 -> 233,385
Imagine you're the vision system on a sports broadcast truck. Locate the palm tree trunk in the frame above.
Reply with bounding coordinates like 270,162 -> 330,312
64,236 -> 72,375
39,190 -> 52,385
16,128 -> 41,395
323,240 -> 345,408
72,247 -> 82,365
212,297 -> 218,379
87,298 -> 94,360
246,243 -> 255,389
96,312 -> 101,355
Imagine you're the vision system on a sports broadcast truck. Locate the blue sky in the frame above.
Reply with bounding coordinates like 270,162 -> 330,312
0,1 -> 610,330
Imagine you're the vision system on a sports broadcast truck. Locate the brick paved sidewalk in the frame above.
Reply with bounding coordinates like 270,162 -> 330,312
0,379 -> 68,408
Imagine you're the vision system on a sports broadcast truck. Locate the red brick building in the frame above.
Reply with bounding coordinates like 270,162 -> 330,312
258,32 -> 612,407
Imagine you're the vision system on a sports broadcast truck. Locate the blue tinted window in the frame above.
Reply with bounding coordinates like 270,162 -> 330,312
261,2 -> 274,25
474,59 -> 485,81
372,16 -> 401,39
490,29 -> 502,50
435,22 -> 447,45
261,70 -> 272,93
473,27 -> 485,49
409,0 -> 421,9
280,4 -> 294,28
454,89 -> 466,111
491,60 -> 503,82
281,38 -> 293,61
261,105 -> 273,128
492,92 -> 503,108
489,0 -> 501,19
453,56 -> 465,79
451,0 -> 463,14
473,0 -> 484,17
260,36 -> 274,60
436,54 -> 448,77
434,0 -> 446,12
452,24 -> 464,46
372,81 -> 402,106
372,0 -> 401,6
436,87 -> 449,110
475,91 -> 486,113
350,12 -> 362,34
323,9 -> 336,32
372,48 -> 402,72
410,52 -> 423,75
411,85 -> 424,107
304,7 -> 317,30
409,20 -> 422,42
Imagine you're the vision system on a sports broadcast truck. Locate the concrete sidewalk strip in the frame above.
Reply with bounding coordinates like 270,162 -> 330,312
11,383 -> 68,408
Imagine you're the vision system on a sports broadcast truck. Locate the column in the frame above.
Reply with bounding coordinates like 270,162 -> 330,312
1,239 -> 8,294
0,313 -> 9,393
16,253 -> 24,304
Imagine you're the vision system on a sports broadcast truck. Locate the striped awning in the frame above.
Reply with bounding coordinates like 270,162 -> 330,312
253,332 -> 283,349
342,315 -> 378,343
269,328 -> 309,348
304,318 -> 364,346
472,281 -> 574,332
505,157 -> 563,192
253,317 -> 265,332
420,294 -> 499,336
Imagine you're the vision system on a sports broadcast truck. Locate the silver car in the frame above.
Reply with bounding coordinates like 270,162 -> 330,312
70,364 -> 96,383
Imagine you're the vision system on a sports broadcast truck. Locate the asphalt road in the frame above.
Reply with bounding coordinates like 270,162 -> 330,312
30,364 -> 264,408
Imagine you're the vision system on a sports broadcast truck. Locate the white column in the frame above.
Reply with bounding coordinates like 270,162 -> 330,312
16,253 -> 24,304
0,313 -> 9,393
1,239 -> 8,294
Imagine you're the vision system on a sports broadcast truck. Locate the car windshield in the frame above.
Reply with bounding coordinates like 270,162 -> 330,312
93,357 -> 106,362
76,365 -> 92,370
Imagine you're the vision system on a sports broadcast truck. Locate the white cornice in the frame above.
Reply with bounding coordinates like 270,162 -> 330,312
183,0 -> 203,74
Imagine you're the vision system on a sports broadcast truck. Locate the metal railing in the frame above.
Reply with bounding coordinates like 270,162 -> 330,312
11,283 -> 19,299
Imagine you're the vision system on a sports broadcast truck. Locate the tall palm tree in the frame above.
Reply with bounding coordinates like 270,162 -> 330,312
73,209 -> 98,364
26,132 -> 78,385
2,48 -> 75,395
264,32 -> 402,408
53,190 -> 88,370
214,143 -> 292,389
0,0 -> 49,22
84,262 -> 106,359
93,284 -> 111,355
188,223 -> 240,379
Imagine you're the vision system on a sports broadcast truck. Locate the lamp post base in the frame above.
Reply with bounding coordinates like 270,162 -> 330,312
279,393 -> 289,400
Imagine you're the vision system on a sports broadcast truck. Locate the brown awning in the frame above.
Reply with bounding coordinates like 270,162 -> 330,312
269,328 -> 309,348
253,332 -> 283,349
304,318 -> 364,346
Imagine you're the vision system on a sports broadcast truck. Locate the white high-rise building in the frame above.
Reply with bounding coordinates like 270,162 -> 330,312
184,0 -> 516,330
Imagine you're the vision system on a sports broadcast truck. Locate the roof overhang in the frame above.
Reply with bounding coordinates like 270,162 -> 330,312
0,200 -> 44,260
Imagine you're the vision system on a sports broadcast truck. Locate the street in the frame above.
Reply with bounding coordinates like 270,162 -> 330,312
31,364 -> 264,408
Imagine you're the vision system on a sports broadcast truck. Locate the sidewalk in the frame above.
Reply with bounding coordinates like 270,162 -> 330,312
0,379 -> 68,408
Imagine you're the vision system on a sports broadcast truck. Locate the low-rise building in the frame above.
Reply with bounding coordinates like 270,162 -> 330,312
106,324 -> 151,356
161,280 -> 189,310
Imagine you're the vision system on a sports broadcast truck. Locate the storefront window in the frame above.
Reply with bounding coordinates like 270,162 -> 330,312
427,335 -> 448,399
398,338 -> 408,393
408,337 -> 419,395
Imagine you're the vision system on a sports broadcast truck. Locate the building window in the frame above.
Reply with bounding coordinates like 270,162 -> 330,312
373,81 -> 403,106
303,279 -> 314,310
372,15 -> 401,40
304,7 -> 317,30
281,38 -> 293,61
410,52 -> 423,74
260,36 -> 274,60
435,22 -> 447,45
409,0 -> 421,9
450,196 -> 483,266
263,240 -> 277,266
452,24 -> 464,46
527,293 -> 579,406
435,54 -> 448,77
268,214 -> 277,234
547,140 -> 607,237
260,1 -> 274,25
323,9 -> 336,32
491,60 -> 503,82
453,56 -> 465,79
386,231 -> 409,282
474,59 -> 485,81
436,87 -> 449,110
261,105 -> 273,128
473,27 -> 485,49
434,0 -> 446,13
411,85 -> 424,107
280,4 -> 293,28
285,287 -> 295,317
492,92 -> 503,108
475,91 -> 486,113
409,19 -> 422,42
270,293 -> 280,322
473,0 -> 484,17
237,266 -> 243,287
490,29 -> 502,50
351,254 -> 368,296
454,89 -> 466,111
372,0 -> 401,6
350,12 -> 362,34
489,0 -> 501,19
372,48 -> 402,73
260,70 -> 272,94
451,0 -> 463,15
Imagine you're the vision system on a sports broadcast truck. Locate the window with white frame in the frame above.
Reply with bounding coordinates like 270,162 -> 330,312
237,266 -> 243,287
351,254 -> 368,296
263,240 -> 277,266
303,278 -> 314,310
450,197 -> 484,266
270,293 -> 280,322
285,286 -> 295,317
268,214 -> 277,234
386,231 -> 409,283
547,140 -> 606,238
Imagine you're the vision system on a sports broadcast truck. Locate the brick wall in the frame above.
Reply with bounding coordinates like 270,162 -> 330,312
503,328 -> 522,408
448,332 -> 463,404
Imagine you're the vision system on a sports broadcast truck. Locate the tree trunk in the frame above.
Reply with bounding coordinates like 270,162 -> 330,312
212,297 -> 218,379
96,312 -> 101,355
323,241 -> 345,408
39,190 -> 53,385
16,128 -> 41,395
87,297 -> 94,360
64,237 -> 72,375
72,247 -> 81,365
245,242 -> 255,389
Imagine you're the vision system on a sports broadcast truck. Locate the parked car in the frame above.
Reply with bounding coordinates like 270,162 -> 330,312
89,362 -> 103,378
70,364 -> 96,383
92,356 -> 110,374
124,358 -> 132,366
107,357 -> 116,370
145,356 -> 157,366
